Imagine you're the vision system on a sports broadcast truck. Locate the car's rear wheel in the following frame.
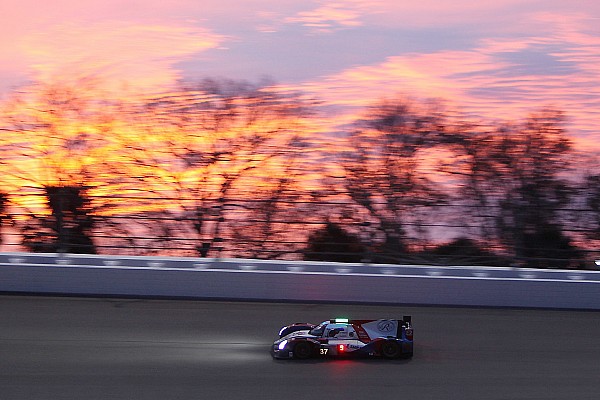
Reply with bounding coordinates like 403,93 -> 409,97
381,340 -> 401,359
293,341 -> 312,359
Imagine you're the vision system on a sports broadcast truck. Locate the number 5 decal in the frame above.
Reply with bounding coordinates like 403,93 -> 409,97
320,348 -> 328,355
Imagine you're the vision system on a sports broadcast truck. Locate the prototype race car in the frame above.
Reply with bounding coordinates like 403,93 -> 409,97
272,317 -> 413,360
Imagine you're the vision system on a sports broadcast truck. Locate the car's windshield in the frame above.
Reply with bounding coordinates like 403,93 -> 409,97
308,322 -> 327,336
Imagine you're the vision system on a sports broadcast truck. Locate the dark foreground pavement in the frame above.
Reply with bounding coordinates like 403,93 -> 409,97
1,295 -> 600,399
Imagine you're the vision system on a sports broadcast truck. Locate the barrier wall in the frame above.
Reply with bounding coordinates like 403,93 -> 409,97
1,252 -> 600,309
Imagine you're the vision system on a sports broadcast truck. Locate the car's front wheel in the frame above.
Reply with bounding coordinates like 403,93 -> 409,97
293,341 -> 312,359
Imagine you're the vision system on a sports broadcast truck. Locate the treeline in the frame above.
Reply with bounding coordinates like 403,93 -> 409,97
0,78 -> 599,268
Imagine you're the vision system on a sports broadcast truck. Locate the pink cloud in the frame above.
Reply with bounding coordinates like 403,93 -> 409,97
360,1 -> 600,31
285,1 -> 367,32
19,21 -> 222,95
286,12 -> 600,151
0,0 -> 234,94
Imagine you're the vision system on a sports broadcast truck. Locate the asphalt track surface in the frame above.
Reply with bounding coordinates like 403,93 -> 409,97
1,296 -> 600,400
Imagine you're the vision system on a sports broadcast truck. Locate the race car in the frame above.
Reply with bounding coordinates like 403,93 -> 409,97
272,317 -> 413,360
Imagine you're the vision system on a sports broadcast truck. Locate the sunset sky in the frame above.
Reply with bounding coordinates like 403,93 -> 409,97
1,0 -> 600,151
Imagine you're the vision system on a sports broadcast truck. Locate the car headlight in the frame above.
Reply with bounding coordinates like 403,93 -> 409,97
278,340 -> 288,350
278,327 -> 286,336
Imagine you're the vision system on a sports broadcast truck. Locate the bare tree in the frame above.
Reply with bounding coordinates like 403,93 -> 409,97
118,79 -> 315,257
575,169 -> 600,265
581,173 -> 600,241
336,98 -> 448,262
446,109 -> 581,267
18,185 -> 96,253
0,192 -> 8,246
0,80 -> 123,253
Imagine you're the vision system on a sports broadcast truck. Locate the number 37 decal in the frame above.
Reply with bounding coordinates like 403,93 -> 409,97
319,348 -> 329,355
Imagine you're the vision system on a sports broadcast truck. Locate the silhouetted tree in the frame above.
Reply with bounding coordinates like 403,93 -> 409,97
338,98 -> 447,262
426,237 -> 507,266
573,172 -> 600,265
0,79 -> 124,253
446,109 -> 581,267
230,165 -> 318,259
118,79 -> 315,257
0,192 -> 7,245
20,185 -> 96,253
580,173 -> 600,241
303,222 -> 366,263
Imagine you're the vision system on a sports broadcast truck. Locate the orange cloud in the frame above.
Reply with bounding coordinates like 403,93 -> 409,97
20,22 -> 222,95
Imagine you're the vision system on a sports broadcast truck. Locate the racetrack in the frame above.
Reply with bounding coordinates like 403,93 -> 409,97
1,296 -> 599,400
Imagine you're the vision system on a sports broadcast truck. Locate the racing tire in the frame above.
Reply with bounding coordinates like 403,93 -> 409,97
380,340 -> 401,359
293,341 -> 313,360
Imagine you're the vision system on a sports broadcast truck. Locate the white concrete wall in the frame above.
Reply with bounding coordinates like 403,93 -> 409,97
1,252 -> 600,309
